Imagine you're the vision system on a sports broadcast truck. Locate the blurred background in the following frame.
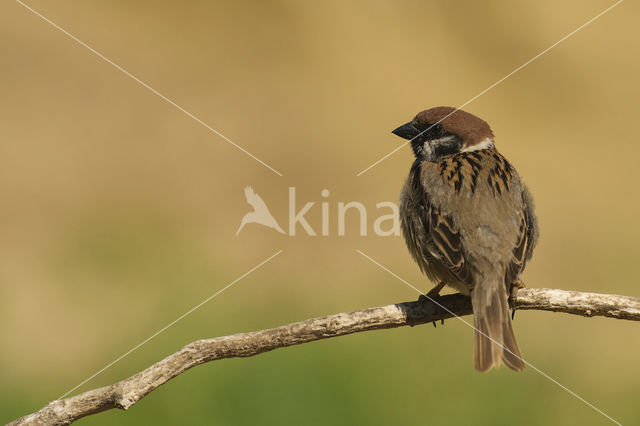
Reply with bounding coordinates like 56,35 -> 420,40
2,0 -> 639,424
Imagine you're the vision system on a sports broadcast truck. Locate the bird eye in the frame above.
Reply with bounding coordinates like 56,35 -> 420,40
431,123 -> 443,137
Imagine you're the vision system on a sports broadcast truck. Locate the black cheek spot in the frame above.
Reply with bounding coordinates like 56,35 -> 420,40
435,143 -> 460,159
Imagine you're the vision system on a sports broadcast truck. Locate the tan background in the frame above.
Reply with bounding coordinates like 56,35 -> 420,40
1,0 -> 638,424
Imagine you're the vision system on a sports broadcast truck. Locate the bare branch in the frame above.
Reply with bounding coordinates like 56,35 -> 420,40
8,287 -> 639,426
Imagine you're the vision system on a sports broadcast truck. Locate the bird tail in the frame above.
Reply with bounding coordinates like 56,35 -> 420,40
472,278 -> 525,372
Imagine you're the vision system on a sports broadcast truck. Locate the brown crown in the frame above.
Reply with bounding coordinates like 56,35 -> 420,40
414,106 -> 494,147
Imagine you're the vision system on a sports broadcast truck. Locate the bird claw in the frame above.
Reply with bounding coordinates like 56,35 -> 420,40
431,319 -> 445,328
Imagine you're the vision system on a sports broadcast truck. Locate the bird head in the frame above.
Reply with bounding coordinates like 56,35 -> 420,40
392,106 -> 495,162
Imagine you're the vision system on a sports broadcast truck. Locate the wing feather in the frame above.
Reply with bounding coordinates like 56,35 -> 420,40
408,160 -> 474,288
505,187 -> 538,284
416,199 -> 474,287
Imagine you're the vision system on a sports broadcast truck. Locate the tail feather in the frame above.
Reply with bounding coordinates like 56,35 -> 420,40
501,317 -> 525,371
473,315 -> 496,372
472,280 -> 524,372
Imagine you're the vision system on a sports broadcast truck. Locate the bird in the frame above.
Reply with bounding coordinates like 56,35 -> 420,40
394,106 -> 538,372
236,186 -> 285,235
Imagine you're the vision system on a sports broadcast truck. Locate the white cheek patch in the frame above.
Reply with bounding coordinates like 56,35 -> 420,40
461,137 -> 494,152
421,135 -> 457,160
420,142 -> 434,158
433,135 -> 459,145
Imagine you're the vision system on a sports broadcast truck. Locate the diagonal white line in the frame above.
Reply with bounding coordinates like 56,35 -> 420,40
356,0 -> 624,177
356,249 -> 621,425
58,249 -> 283,399
15,0 -> 283,177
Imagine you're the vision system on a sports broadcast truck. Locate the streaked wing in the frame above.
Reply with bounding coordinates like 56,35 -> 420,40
427,208 -> 474,287
505,190 -> 537,284
409,161 -> 474,288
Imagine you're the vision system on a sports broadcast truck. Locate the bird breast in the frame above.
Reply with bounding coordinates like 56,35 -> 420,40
401,149 -> 524,273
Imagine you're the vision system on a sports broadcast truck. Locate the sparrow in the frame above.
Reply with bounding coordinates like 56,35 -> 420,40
394,106 -> 538,372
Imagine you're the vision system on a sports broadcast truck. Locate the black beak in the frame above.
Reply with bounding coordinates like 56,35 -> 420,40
392,122 -> 420,140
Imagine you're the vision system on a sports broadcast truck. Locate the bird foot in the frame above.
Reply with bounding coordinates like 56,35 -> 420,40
509,280 -> 526,319
418,281 -> 446,303
513,280 -> 526,289
418,282 -> 446,327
